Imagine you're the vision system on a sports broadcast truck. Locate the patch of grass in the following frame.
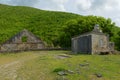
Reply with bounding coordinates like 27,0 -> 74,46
53,67 -> 66,72
0,51 -> 120,80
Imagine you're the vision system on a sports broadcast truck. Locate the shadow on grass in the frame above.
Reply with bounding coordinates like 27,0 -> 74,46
65,51 -> 91,55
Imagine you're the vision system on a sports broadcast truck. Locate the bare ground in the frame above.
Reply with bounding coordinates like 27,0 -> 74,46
0,52 -> 41,80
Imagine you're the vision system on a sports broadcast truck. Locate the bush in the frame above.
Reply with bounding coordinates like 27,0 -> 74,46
53,67 -> 66,72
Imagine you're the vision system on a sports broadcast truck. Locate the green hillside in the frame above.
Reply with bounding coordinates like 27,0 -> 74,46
0,4 -> 80,46
0,4 -> 120,49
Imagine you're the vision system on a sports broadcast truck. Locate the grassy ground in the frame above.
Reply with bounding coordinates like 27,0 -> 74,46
0,51 -> 120,80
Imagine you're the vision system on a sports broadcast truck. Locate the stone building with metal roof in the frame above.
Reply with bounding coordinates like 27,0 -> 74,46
71,24 -> 114,54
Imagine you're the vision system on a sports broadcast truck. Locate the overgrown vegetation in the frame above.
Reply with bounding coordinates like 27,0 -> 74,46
0,51 -> 120,80
58,16 -> 119,48
0,4 -> 120,50
21,36 -> 28,42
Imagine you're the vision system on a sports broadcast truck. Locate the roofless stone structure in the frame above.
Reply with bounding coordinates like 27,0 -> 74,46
0,29 -> 45,52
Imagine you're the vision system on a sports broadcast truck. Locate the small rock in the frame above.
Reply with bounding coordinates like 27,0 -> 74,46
67,70 -> 74,74
95,73 -> 102,78
75,68 -> 81,74
76,71 -> 81,74
79,64 -> 85,67
57,71 -> 67,76
79,63 -> 89,67
56,54 -> 71,59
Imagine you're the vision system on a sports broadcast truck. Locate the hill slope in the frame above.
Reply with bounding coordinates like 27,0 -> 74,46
0,4 -> 80,46
0,4 -> 120,49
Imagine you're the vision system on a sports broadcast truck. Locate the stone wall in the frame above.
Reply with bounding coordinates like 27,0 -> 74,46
91,34 -> 109,54
0,29 -> 45,52
5,29 -> 41,44
0,43 -> 44,52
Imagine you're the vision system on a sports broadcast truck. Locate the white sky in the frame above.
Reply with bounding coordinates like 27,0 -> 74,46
0,0 -> 120,26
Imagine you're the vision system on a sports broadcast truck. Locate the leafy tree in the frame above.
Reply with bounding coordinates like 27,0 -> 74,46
59,15 -> 118,49
0,4 -> 120,50
114,31 -> 120,50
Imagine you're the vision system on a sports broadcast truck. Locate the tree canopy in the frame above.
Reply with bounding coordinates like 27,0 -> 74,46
0,4 -> 120,50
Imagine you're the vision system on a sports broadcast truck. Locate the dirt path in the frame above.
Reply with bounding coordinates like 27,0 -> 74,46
0,60 -> 21,80
0,52 -> 41,80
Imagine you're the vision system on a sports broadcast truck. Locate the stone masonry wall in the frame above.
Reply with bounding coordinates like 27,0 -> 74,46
91,34 -> 109,54
0,29 -> 45,52
0,43 -> 44,52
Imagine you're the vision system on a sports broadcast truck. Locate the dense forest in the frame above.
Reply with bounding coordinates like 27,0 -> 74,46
0,4 -> 120,50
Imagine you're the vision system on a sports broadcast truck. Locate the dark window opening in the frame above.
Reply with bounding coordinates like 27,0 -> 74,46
22,36 -> 28,42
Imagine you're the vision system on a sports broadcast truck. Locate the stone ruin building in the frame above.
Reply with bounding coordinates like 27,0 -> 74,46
72,24 -> 114,54
0,29 -> 45,52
